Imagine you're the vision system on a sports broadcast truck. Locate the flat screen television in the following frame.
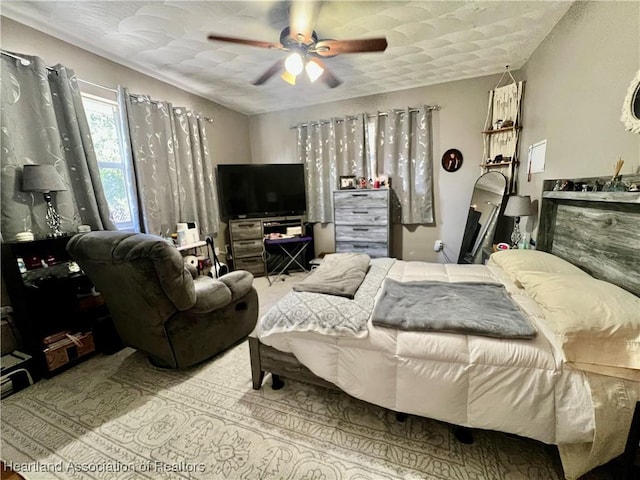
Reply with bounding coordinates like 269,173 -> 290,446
217,163 -> 307,219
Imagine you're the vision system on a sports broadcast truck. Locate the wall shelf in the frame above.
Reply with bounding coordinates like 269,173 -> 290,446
481,126 -> 522,135
542,191 -> 640,203
479,161 -> 518,168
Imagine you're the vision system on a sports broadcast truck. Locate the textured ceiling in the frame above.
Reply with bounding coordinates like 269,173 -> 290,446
2,1 -> 572,115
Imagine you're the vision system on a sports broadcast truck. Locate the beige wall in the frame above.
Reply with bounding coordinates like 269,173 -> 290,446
249,74 -> 506,262
518,1 -> 640,236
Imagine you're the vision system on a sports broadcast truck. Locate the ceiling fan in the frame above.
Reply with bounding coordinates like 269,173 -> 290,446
207,1 -> 387,88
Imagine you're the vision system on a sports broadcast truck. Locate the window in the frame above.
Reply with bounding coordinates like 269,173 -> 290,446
82,94 -> 138,231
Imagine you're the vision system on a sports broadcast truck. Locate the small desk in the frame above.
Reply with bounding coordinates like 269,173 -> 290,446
264,236 -> 312,285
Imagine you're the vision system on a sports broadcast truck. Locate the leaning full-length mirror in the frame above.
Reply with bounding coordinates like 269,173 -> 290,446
458,172 -> 508,264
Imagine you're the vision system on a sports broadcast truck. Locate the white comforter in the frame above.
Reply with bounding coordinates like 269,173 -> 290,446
257,260 -> 595,446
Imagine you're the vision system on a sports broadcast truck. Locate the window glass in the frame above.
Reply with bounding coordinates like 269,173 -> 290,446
82,94 -> 138,231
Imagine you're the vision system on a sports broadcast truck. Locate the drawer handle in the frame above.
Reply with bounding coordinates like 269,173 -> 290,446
351,193 -> 367,197
238,224 -> 255,228
239,241 -> 255,245
353,227 -> 369,231
353,245 -> 369,248
352,211 -> 368,214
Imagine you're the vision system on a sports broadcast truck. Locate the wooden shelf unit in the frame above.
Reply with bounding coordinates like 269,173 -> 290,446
1,236 -> 111,378
229,215 -> 306,277
481,80 -> 525,193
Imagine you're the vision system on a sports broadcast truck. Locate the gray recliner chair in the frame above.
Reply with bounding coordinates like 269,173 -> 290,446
67,231 -> 258,368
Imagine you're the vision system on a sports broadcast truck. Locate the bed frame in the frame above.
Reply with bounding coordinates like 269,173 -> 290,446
250,174 -> 640,403
538,175 -> 640,297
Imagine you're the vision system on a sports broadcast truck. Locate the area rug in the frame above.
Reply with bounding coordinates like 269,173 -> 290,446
1,341 -> 574,480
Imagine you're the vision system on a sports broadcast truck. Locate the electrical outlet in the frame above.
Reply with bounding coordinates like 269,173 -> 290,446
434,240 -> 443,252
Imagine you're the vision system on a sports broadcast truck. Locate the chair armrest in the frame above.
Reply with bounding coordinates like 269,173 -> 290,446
218,270 -> 254,302
190,276 -> 232,313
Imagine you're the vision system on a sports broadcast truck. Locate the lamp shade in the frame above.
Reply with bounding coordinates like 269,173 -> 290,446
504,195 -> 534,217
22,164 -> 66,193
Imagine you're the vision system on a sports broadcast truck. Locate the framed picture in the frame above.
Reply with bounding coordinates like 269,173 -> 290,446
339,175 -> 357,189
441,148 -> 463,172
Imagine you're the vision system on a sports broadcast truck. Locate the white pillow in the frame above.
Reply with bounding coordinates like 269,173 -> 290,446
516,270 -> 640,370
489,250 -> 588,287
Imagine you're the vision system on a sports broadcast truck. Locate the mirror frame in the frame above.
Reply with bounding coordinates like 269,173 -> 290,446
457,172 -> 508,264
621,69 -> 640,134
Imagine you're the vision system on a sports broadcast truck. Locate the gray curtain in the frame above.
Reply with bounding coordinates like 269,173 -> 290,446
297,114 -> 372,223
118,88 -> 218,238
0,53 -> 114,240
297,107 -> 433,225
374,107 -> 433,224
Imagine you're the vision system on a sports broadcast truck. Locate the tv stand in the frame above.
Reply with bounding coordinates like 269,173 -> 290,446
228,215 -> 306,277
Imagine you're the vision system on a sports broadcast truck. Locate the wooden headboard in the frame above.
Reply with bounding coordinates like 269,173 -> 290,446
538,176 -> 640,297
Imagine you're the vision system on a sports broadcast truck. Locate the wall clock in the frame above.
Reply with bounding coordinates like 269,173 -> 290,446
442,148 -> 463,172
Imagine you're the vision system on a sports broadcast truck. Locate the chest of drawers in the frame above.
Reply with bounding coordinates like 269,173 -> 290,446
228,215 -> 307,276
333,189 -> 390,257
229,219 -> 265,276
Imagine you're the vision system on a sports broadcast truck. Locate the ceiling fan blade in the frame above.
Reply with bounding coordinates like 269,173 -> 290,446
314,38 -> 388,57
252,59 -> 285,86
208,34 -> 282,50
289,0 -> 319,44
310,58 -> 342,88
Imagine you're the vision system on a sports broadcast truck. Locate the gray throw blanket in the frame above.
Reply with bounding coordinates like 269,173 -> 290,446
372,279 -> 537,339
257,258 -> 395,338
293,252 -> 371,298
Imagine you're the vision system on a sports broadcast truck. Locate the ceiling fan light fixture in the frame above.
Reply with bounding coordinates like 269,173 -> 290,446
281,70 -> 297,86
305,59 -> 324,83
284,52 -> 304,76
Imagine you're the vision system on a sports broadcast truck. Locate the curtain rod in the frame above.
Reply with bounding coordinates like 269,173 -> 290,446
129,94 -> 214,123
77,78 -> 117,93
0,49 -> 56,72
290,105 -> 440,129
0,50 -> 213,123
2,50 -> 118,94
1,50 -> 113,91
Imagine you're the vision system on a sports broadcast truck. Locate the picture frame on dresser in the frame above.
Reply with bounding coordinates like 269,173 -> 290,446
339,175 -> 357,190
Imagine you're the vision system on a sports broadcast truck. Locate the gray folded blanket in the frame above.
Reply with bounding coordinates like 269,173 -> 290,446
372,279 -> 536,339
293,252 -> 370,298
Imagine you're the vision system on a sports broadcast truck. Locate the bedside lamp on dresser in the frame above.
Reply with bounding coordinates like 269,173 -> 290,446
503,195 -> 534,248
21,164 -> 67,238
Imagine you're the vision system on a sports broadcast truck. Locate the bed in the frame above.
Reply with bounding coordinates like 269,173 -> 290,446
250,180 -> 640,480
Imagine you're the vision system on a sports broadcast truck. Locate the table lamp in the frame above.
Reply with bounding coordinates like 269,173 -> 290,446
22,164 -> 67,237
504,195 -> 534,248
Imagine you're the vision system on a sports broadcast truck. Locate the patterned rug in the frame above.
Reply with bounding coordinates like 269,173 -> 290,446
0,340 -> 582,480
